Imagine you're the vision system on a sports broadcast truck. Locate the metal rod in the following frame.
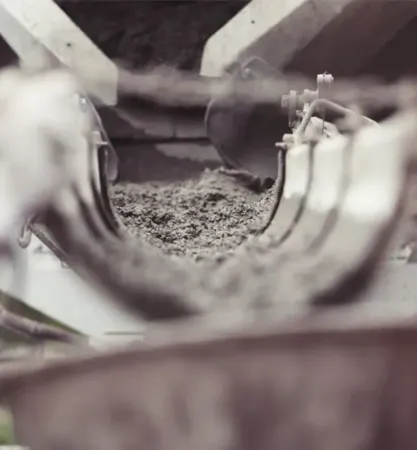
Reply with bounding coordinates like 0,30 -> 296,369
296,98 -> 378,138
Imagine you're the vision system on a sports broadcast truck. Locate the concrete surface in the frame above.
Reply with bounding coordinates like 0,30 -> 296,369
201,0 -> 417,77
0,0 -> 118,105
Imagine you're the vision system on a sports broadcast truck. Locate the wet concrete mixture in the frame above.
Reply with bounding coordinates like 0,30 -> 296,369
110,168 -> 275,259
62,1 -> 244,72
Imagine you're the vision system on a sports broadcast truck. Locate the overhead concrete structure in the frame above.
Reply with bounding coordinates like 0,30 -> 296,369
0,0 -> 118,105
200,0 -> 417,78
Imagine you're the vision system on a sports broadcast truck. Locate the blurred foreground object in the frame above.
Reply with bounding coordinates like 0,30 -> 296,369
0,66 -> 143,345
0,67 -> 87,246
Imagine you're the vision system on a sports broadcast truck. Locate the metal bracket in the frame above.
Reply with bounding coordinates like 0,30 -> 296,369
281,72 -> 334,130
77,92 -> 119,183
17,218 -> 33,249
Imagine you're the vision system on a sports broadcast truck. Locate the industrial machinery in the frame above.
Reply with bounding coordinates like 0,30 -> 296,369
0,62 -> 417,450
1,0 -> 417,449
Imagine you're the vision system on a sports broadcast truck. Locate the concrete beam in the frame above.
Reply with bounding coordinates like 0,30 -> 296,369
0,0 -> 118,105
287,0 -> 417,77
200,0 -> 417,78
